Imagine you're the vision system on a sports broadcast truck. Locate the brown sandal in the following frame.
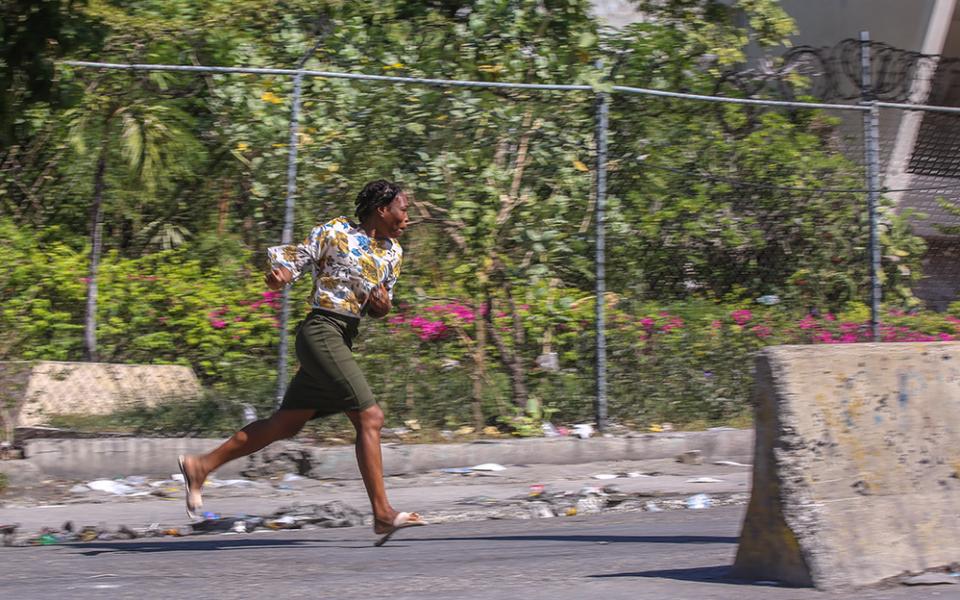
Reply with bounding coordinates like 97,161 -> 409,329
177,455 -> 203,520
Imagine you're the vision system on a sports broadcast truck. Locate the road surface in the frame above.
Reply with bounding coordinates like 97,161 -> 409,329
2,507 -> 952,599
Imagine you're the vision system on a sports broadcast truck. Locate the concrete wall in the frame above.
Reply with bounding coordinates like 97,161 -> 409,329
20,429 -> 754,480
1,361 -> 202,428
733,342 -> 960,589
779,0 -> 936,50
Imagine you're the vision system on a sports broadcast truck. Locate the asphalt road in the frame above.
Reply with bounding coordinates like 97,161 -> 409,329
3,507 -> 956,600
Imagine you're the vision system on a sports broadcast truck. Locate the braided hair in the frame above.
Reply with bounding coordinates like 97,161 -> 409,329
354,179 -> 403,221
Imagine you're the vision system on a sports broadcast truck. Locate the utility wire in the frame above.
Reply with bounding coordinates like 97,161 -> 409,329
640,162 -> 960,194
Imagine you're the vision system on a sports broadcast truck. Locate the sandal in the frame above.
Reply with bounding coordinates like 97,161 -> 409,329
177,455 -> 203,520
374,512 -> 427,547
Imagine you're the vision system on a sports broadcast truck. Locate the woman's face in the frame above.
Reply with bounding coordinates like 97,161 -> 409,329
378,192 -> 410,238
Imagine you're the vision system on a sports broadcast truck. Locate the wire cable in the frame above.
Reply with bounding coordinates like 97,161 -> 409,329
640,162 -> 960,194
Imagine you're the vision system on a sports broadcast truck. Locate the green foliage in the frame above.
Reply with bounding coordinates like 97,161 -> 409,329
0,0 -> 947,434
935,197 -> 960,236
0,219 -> 282,407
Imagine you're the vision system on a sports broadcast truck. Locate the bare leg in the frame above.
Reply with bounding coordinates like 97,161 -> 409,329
181,409 -> 315,489
346,405 -> 401,531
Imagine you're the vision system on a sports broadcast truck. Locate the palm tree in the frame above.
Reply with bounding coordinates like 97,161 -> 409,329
66,75 -> 201,361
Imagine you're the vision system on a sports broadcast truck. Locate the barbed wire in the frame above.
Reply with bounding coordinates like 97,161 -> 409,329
721,38 -> 960,105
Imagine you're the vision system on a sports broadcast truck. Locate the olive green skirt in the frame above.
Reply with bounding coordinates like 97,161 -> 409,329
280,309 -> 375,419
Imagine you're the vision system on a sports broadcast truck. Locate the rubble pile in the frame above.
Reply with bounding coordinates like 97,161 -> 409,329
447,483 -> 749,522
0,500 -> 368,547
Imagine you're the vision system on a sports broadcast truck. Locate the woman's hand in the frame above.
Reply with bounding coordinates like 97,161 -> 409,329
366,284 -> 392,318
265,267 -> 293,290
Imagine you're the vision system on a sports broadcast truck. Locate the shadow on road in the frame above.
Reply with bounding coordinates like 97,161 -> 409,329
589,565 -> 796,588
70,538 -> 367,556
430,534 -> 738,544
67,533 -> 738,556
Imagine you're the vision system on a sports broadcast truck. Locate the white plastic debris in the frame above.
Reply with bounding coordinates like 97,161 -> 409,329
572,424 -> 594,439
171,473 -> 185,482
535,352 -> 559,372
686,477 -> 724,484
471,463 -> 506,472
686,493 -> 712,509
528,502 -> 556,519
87,480 -> 137,495
441,467 -> 473,474
592,474 -> 618,480
282,473 -> 306,482
713,460 -> 751,467
576,496 -> 605,514
69,484 -> 91,494
541,422 -> 560,437
644,501 -> 663,512
216,479 -> 256,487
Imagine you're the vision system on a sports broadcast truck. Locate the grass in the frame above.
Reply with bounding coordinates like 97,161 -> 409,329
46,395 -> 247,437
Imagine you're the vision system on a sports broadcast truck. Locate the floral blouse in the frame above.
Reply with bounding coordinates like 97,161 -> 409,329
267,217 -> 403,318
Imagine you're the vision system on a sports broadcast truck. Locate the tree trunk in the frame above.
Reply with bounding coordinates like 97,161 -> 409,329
484,293 -> 528,411
217,181 -> 230,234
471,296 -> 487,430
84,116 -> 111,362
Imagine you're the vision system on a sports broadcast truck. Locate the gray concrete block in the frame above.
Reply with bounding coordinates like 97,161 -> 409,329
733,342 -> 960,590
18,429 -> 753,481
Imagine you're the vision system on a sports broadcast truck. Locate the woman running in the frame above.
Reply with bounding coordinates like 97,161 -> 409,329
178,179 -> 424,546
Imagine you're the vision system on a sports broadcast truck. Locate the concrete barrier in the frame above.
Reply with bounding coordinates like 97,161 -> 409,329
733,342 -> 960,589
0,361 -> 202,428
20,428 -> 753,480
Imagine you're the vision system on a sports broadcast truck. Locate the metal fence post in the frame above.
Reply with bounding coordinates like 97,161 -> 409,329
276,72 -> 305,407
860,31 -> 883,342
594,72 -> 609,432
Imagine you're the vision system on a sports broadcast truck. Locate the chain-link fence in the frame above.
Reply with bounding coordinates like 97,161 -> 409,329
3,33 -> 960,437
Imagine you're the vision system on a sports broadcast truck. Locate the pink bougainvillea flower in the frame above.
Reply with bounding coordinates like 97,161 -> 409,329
731,309 -> 752,325
839,322 -> 859,334
211,319 -> 227,329
660,316 -> 684,332
815,331 -> 835,343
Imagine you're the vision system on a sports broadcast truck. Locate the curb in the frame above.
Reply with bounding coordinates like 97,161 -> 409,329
10,429 -> 753,481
